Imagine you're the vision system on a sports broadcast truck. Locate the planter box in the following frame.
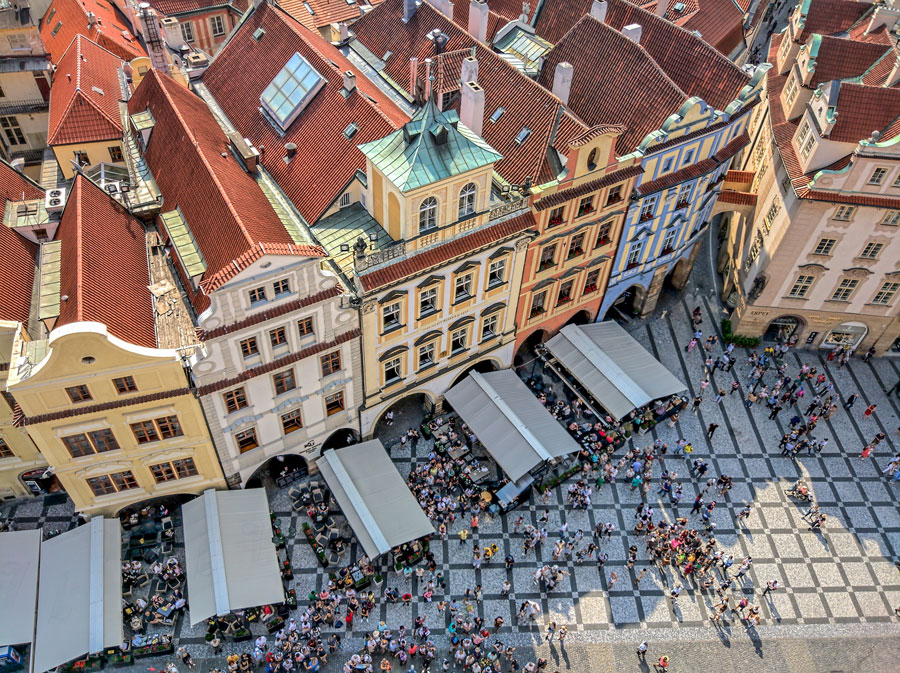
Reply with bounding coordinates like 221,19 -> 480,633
133,644 -> 173,659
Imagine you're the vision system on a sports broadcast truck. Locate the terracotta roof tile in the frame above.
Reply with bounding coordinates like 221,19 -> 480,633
637,131 -> 748,195
534,164 -> 643,211
808,35 -> 891,86
828,82 -> 900,143
0,160 -> 41,323
202,2 -> 408,223
359,210 -> 537,291
859,48 -> 900,87
794,0 -> 871,44
451,0 -> 520,41
56,175 -> 157,348
40,0 -> 146,64
148,0 -> 247,15
795,188 -> 900,209
280,0 -> 362,30
129,70 -> 325,313
48,36 -> 124,146
717,189 -> 757,205
677,0 -> 746,56
725,169 -> 755,182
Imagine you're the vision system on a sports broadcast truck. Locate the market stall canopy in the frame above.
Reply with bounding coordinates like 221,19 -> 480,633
182,489 -> 284,625
444,370 -> 581,482
545,322 -> 687,421
0,529 -> 41,648
316,440 -> 435,559
33,517 -> 122,673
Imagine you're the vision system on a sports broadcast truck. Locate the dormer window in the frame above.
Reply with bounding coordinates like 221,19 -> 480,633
869,167 -> 888,186
419,196 -> 438,232
261,52 -> 325,131
458,183 -> 476,219
797,120 -> 815,159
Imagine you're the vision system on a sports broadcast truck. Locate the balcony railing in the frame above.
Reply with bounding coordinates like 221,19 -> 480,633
0,98 -> 47,115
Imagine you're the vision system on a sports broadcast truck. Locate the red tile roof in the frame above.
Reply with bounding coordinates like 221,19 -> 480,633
40,0 -> 146,65
0,160 -> 42,324
642,0 -> 747,56
128,69 -> 325,313
359,210 -> 537,291
56,175 -> 157,348
860,48 -> 900,87
19,386 -> 192,425
794,0 -> 871,44
48,35 -> 124,146
725,169 -> 755,182
202,1 -> 408,223
533,163 -> 643,211
717,189 -> 756,205
828,82 -> 900,143
280,0 -> 361,31
794,188 -> 900,209
808,35 -> 891,86
450,0 -> 519,41
148,0 -> 247,17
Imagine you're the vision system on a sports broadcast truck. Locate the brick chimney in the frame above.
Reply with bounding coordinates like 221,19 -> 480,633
589,0 -> 607,22
468,0 -> 489,42
161,16 -> 184,50
655,0 -> 666,18
622,23 -> 642,43
551,61 -> 573,106
343,70 -> 357,94
403,0 -> 418,22
460,81 -> 485,137
430,0 -> 454,19
460,52 -> 478,84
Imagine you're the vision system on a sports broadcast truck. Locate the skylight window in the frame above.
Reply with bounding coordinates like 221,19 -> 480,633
489,107 -> 505,123
303,1 -> 314,13
253,27 -> 265,41
343,122 -> 359,139
515,127 -> 532,144
51,20 -> 62,36
261,52 -> 325,132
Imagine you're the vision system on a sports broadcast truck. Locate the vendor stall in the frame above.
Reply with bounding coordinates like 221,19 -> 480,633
0,529 -> 41,649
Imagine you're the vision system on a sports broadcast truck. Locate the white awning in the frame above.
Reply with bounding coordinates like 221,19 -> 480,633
545,321 -> 687,420
0,529 -> 41,648
33,518 -> 122,673
316,440 -> 434,559
444,369 -> 581,482
182,489 -> 284,625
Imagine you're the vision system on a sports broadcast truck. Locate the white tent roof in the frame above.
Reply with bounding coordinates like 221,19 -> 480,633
33,518 -> 122,673
545,322 -> 686,420
316,440 -> 435,559
0,529 -> 41,648
444,370 -> 582,482
182,489 -> 284,625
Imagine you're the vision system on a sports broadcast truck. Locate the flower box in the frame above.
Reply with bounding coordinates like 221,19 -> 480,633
548,217 -> 564,227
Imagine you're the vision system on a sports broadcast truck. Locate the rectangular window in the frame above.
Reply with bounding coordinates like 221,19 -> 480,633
583,269 -> 600,294
281,409 -> 303,434
86,475 -> 115,496
547,206 -> 565,227
174,458 -> 198,478
273,369 -> 296,395
482,314 -> 499,340
325,391 -> 345,416
111,470 -> 138,491
71,151 -> 87,166
87,471 -> 137,496
454,274 -> 473,302
210,14 -> 225,36
297,317 -> 314,335
419,286 -> 438,315
831,278 -> 859,301
418,342 -> 435,369
113,376 -> 137,394
66,384 -> 92,403
156,415 -> 183,439
131,421 -> 159,444
7,34 -> 28,50
249,286 -> 267,305
150,462 -> 176,482
800,134 -> 815,159
384,357 -> 402,383
339,192 -> 352,207
320,351 -> 342,376
530,291 -> 546,318
661,157 -> 673,173
270,326 -> 287,348
683,149 -> 694,165
627,241 -> 644,267
383,302 -> 401,330
235,428 -> 259,453
639,196 -> 657,221
763,200 -> 780,231
273,279 -> 290,296
784,73 -> 799,104
860,242 -> 884,259
567,233 -> 585,259
89,428 -> 119,453
240,337 -> 259,358
223,387 -> 248,413
595,222 -> 611,248
181,21 -> 194,42
577,196 -> 595,217
662,228 -> 677,253
676,183 -> 692,207
556,279 -> 574,306
108,145 -> 124,162
873,282 -> 900,305
488,258 -> 506,286
813,238 -> 836,255
606,184 -> 622,205
834,205 -> 857,221
450,328 -> 467,354
797,120 -> 810,146
62,433 -> 94,458
869,167 -> 888,185
0,117 -> 25,145
538,244 -> 556,271
788,274 -> 814,298
0,437 -> 12,458
881,210 -> 900,226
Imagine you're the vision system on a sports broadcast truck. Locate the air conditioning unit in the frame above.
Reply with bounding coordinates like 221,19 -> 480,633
45,187 -> 67,214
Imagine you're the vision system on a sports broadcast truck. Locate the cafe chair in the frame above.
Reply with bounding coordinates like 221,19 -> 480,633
135,574 -> 150,588
161,517 -> 174,531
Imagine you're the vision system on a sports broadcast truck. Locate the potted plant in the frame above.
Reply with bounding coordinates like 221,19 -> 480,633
233,627 -> 252,642
374,574 -> 383,587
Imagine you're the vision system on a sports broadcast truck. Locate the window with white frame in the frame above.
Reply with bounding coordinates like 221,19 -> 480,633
833,205 -> 856,221
788,274 -> 815,298
784,73 -> 799,105
799,132 -> 815,159
763,200 -> 780,231
454,274 -> 473,302
417,342 -> 436,368
339,192 -> 352,208
419,286 -> 438,315
384,356 -> 402,384
813,238 -> 836,255
881,210 -> 900,226
639,196 -> 657,221
676,183 -> 692,207
180,21 -> 194,42
383,301 -> 401,330
662,228 -> 677,252
831,278 -> 859,301
458,183 -> 476,218
627,240 -> 644,267
450,327 -> 468,353
482,313 -> 499,340
210,15 -> 226,36
487,258 -> 506,286
869,167 -> 888,185
419,196 -> 438,232
873,282 -> 900,305
860,242 -> 884,259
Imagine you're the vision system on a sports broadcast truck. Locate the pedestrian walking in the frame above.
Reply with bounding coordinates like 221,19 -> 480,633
762,579 -> 779,596
557,625 -> 568,647
730,381 -> 741,395
707,423 -> 719,439
608,571 -> 619,590
655,655 -> 670,671
844,393 -> 859,408
864,404 -> 877,419
636,641 -> 648,660
544,621 -> 556,641
860,445 -> 873,459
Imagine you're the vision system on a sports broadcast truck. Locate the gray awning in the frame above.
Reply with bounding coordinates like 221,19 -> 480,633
444,370 -> 581,482
316,440 -> 434,559
0,529 -> 41,648
182,489 -> 284,625
33,518 -> 123,673
545,321 -> 687,420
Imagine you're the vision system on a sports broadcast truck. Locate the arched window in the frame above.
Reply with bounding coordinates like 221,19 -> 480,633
419,196 -> 438,232
587,148 -> 597,171
458,183 -> 477,218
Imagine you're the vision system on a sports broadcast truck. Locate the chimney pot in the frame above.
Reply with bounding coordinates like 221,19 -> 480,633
468,0 -> 489,42
343,70 -> 356,93
285,142 -> 297,159
460,54 -> 478,84
589,0 -> 607,22
339,22 -> 349,41
430,0 -> 454,19
551,61 -> 573,106
655,0 -> 666,18
403,0 -> 417,22
460,80 -> 485,137
622,23 -> 642,43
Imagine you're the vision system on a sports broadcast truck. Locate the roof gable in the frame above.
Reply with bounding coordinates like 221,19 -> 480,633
40,0 -> 147,64
279,0 -> 362,30
807,34 -> 891,86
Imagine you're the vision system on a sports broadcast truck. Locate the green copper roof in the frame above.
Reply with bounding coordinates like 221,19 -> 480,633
312,203 -> 393,275
160,208 -> 207,278
358,99 -> 502,193
38,240 -> 61,322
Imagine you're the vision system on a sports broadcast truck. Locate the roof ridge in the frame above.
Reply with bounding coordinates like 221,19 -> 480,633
73,176 -> 84,322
